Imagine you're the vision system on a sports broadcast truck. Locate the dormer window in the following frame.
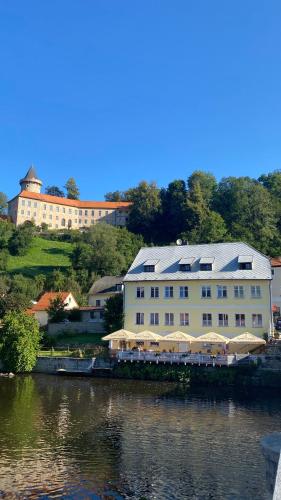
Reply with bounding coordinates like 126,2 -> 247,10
143,259 -> 158,273
179,257 -> 194,272
199,257 -> 214,271
238,255 -> 253,270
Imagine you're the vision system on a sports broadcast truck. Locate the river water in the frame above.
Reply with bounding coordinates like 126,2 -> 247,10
0,375 -> 280,499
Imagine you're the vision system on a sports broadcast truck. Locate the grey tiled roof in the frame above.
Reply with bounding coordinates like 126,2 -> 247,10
22,165 -> 39,180
124,242 -> 271,282
88,275 -> 124,295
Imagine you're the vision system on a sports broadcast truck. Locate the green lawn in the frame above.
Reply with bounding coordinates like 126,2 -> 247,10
55,333 -> 105,346
7,236 -> 73,276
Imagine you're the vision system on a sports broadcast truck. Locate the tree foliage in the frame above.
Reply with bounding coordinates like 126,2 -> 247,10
65,177 -> 80,200
0,311 -> 40,373
45,186 -> 65,197
8,223 -> 35,256
103,293 -> 124,333
47,294 -> 68,323
0,192 -> 8,214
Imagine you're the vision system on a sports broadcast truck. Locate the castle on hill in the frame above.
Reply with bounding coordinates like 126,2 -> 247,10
8,166 -> 131,229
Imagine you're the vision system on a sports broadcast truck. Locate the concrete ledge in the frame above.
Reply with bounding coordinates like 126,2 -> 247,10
33,356 -> 95,374
261,433 -> 281,495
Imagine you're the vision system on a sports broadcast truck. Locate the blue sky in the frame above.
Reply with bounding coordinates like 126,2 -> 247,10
1,0 -> 281,201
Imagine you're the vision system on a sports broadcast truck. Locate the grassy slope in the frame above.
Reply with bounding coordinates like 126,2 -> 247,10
7,236 -> 73,277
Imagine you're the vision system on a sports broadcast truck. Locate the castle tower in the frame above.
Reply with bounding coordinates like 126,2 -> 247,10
19,165 -> 42,193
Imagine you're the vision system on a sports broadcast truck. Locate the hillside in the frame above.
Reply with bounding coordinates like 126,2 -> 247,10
7,236 -> 73,277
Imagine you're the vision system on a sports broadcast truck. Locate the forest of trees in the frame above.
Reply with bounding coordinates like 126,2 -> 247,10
0,168 -> 280,313
107,169 -> 281,256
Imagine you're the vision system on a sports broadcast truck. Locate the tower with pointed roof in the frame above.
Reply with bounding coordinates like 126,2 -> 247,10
19,165 -> 43,193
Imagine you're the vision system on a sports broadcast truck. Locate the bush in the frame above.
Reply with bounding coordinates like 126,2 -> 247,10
0,311 -> 41,373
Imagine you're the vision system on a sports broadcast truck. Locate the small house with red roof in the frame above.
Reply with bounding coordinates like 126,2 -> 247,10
28,291 -> 78,326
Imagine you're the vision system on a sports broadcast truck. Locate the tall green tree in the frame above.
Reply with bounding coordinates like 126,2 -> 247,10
47,294 -> 68,323
0,192 -> 8,214
103,294 -> 124,333
159,180 -> 188,243
65,177 -> 80,200
187,171 -> 217,208
45,186 -> 65,197
215,177 -> 277,253
127,181 -> 161,242
0,311 -> 40,373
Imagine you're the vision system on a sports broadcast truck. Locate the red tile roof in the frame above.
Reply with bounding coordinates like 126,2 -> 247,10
31,292 -> 72,311
16,191 -> 132,210
271,257 -> 281,267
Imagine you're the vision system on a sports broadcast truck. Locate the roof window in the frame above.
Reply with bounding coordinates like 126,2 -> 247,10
179,257 -> 194,272
199,257 -> 214,271
238,255 -> 253,270
143,259 -> 158,273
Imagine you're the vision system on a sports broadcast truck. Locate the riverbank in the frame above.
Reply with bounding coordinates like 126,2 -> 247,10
109,361 -> 281,388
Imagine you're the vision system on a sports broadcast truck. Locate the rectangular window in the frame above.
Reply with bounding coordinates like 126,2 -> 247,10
79,219 -> 82,224
235,314 -> 245,327
218,313 -> 228,327
79,210 -> 82,216
165,313 -> 174,326
201,286 -> 211,298
179,286 -> 189,298
91,219 -> 95,224
56,206 -> 59,212
69,208 -> 72,214
136,287 -> 144,298
43,213 -> 46,219
180,313 -> 189,326
251,285 -> 261,298
34,202 -> 37,207
99,210 -> 102,216
217,285 -> 227,298
202,313 -> 212,327
164,286 -> 174,298
33,212 -> 36,217
136,312 -> 144,325
22,200 -> 25,206
63,207 -> 66,213
91,210 -> 95,216
150,313 -> 159,325
49,215 -> 52,220
150,287 -> 159,298
239,262 -> 252,270
84,219 -> 88,225
44,204 -> 47,210
105,210 -> 108,215
85,210 -> 88,216
179,264 -> 191,272
27,210 -> 30,216
56,216 -> 59,220
28,201 -> 31,207
200,263 -> 212,271
234,286 -> 244,298
144,265 -> 155,272
252,314 -> 262,327
96,300 -> 101,306
50,205 -> 53,211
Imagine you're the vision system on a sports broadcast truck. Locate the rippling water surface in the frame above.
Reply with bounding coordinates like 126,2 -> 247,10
0,375 -> 280,499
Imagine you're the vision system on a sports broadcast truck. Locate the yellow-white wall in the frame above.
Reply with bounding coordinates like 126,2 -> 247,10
88,292 -> 113,307
272,267 -> 281,312
124,279 -> 271,339
9,195 -> 129,229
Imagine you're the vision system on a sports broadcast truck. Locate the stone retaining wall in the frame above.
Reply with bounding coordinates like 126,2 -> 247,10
33,356 -> 95,373
48,322 -> 104,335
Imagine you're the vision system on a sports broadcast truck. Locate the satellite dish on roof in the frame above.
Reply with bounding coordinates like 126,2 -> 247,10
176,239 -> 182,246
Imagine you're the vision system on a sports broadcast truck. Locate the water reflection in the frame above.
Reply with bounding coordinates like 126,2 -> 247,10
0,375 -> 279,499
